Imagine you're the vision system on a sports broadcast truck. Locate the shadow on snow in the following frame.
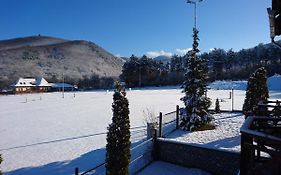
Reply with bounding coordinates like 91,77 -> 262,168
5,140 -> 144,175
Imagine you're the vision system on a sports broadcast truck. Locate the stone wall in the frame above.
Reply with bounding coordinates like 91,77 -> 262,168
155,138 -> 240,175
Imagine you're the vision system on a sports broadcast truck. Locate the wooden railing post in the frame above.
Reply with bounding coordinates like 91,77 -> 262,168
240,133 -> 254,175
159,112 -> 162,137
75,167 -> 79,175
176,105 -> 179,129
152,128 -> 158,160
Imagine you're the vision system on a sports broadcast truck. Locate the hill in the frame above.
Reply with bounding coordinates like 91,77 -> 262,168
153,55 -> 171,64
0,35 -> 124,89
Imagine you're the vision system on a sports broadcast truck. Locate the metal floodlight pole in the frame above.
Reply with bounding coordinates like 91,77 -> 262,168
62,72 -> 65,99
186,0 -> 203,30
62,58 -> 65,99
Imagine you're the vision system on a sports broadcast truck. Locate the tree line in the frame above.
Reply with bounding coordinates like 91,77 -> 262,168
120,42 -> 281,87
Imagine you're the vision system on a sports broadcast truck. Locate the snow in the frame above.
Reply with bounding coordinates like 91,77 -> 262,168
166,112 -> 244,152
137,161 -> 211,175
35,77 -> 51,87
209,75 -> 281,91
208,80 -> 247,90
0,89 -> 183,175
1,86 -> 280,175
13,78 -> 36,87
207,90 -> 246,111
268,74 -> 281,90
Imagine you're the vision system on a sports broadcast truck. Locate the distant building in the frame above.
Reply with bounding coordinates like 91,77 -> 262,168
11,77 -> 77,93
12,77 -> 51,93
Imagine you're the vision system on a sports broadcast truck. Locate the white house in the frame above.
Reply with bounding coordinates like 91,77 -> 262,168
12,77 -> 52,93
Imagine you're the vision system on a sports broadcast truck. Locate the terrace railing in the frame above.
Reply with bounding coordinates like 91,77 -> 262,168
158,105 -> 180,137
240,100 -> 281,175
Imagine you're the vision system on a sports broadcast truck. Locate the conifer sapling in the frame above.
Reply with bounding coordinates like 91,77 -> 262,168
105,82 -> 131,175
215,98 -> 220,113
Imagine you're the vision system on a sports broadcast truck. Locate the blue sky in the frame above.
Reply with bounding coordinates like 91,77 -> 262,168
0,0 -> 271,57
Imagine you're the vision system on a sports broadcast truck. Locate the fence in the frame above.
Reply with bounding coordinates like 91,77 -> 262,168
74,103 -> 245,175
75,105 -> 181,175
74,126 -> 153,175
158,105 -> 180,137
207,89 -> 244,112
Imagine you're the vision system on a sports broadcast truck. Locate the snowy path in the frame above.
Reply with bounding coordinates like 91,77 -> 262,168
137,161 -> 211,175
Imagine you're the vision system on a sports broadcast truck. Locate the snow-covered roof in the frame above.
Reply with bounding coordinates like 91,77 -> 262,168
13,77 -> 51,87
12,77 -> 76,88
13,78 -> 36,87
35,77 -> 51,87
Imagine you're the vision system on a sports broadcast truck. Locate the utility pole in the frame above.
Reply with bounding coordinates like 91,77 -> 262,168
186,0 -> 203,30
232,88 -> 234,111
62,72 -> 65,99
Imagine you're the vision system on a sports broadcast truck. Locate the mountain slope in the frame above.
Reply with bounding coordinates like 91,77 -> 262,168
0,35 -> 67,51
0,35 -> 124,89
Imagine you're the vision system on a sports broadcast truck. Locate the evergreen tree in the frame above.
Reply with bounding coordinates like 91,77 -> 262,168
120,55 -> 140,87
215,98 -> 220,113
243,67 -> 269,117
105,82 -> 131,175
181,28 -> 212,131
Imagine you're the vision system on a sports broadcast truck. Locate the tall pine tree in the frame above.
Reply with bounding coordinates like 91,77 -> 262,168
181,28 -> 212,131
243,67 -> 269,117
105,82 -> 131,175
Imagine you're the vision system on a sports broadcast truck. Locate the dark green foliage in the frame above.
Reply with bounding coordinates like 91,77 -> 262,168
207,43 -> 281,81
181,28 -> 212,131
243,67 -> 269,117
105,82 -> 131,175
120,55 -> 171,87
120,42 -> 281,87
215,98 -> 220,113
77,74 -> 115,90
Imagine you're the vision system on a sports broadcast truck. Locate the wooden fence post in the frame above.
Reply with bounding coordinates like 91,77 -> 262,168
152,128 -> 158,160
75,167 -> 79,175
159,112 -> 162,137
176,105 -> 179,129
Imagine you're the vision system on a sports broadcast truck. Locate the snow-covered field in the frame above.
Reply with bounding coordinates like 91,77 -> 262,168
1,85 -> 281,175
1,88 -> 183,175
